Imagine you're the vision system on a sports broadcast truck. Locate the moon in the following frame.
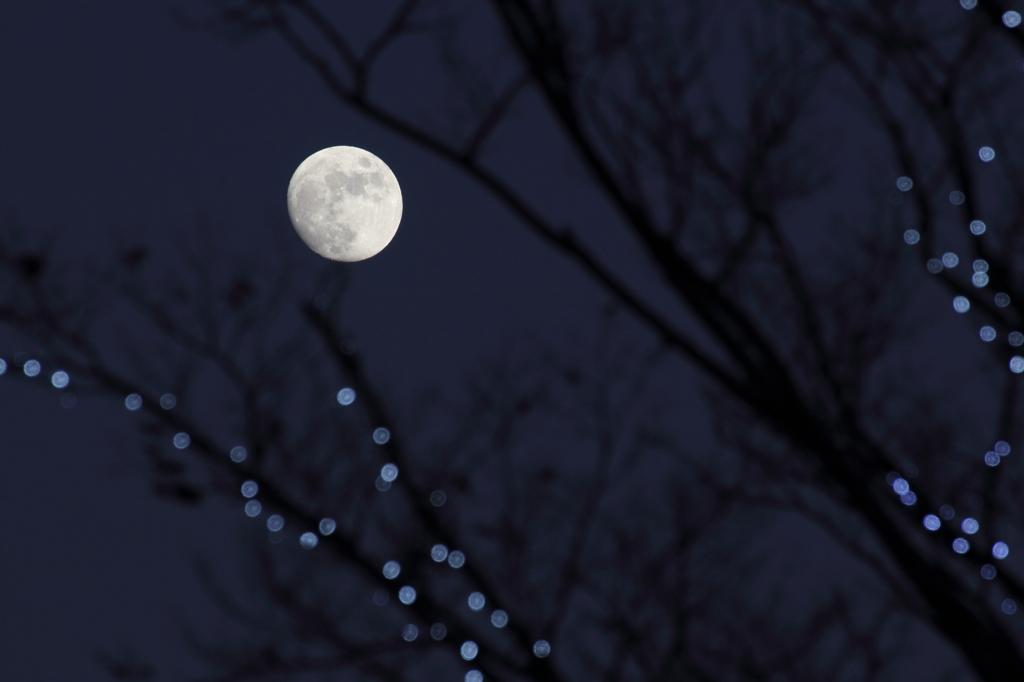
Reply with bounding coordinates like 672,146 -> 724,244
286,146 -> 403,262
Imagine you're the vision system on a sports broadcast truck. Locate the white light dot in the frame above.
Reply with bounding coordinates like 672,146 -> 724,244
982,564 -> 997,580
903,229 -> 920,245
1003,599 -> 1018,615
430,490 -> 447,506
1010,332 -> 1024,347
468,592 -> 486,611
923,514 -> 941,531
375,476 -> 392,492
950,191 -> 965,205
1010,356 -> 1024,373
267,514 -> 284,532
533,640 -> 551,658
230,446 -> 247,462
942,252 -> 959,268
125,393 -> 142,411
173,432 -> 190,449
373,427 -> 390,444
960,0 -> 977,8
985,451 -> 1001,466
1004,11 -> 1022,28
953,296 -> 970,313
51,371 -> 69,389
381,463 -> 399,482
973,260 -> 989,273
926,258 -> 943,274
241,480 -> 259,498
996,441 -> 1011,456
383,560 -> 401,579
159,393 -> 177,409
896,176 -> 913,191
993,541 -> 1010,559
901,491 -> 917,506
336,388 -> 355,406
973,272 -> 989,288
244,500 -> 262,517
962,518 -> 980,535
398,586 -> 417,604
319,518 -> 337,535
970,220 -> 987,235
892,478 -> 910,495
465,672 -> 483,682
300,532 -> 318,549
490,610 -> 509,628
431,544 -> 449,562
448,550 -> 466,568
23,359 -> 40,377
402,624 -> 419,641
953,538 -> 970,554
996,293 -> 1011,307
0,359 -> 6,375
981,326 -> 997,342
979,146 -> 996,162
460,641 -> 478,661
430,623 -> 447,640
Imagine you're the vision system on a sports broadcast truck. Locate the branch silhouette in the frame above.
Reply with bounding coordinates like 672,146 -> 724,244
4,0 -> 1024,680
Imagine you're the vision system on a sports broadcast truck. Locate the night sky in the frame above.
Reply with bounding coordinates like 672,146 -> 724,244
0,1 -> 997,680
0,2 -> 608,678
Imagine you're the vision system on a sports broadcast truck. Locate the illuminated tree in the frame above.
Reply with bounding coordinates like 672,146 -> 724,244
5,0 -> 1024,680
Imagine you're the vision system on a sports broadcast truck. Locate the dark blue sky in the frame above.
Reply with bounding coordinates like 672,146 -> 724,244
0,2 -> 990,680
0,1 -> 616,386
0,2 -> 618,678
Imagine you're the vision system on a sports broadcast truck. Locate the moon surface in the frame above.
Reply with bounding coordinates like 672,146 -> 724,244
286,146 -> 403,262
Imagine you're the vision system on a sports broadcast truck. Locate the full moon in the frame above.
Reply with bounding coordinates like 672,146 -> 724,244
286,146 -> 403,262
